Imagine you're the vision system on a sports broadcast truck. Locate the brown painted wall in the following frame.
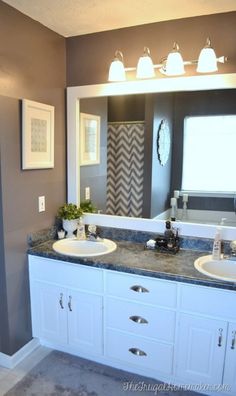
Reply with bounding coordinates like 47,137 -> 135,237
0,1 -> 66,355
67,12 -> 236,86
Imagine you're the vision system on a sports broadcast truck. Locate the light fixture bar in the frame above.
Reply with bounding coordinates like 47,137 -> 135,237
108,39 -> 227,82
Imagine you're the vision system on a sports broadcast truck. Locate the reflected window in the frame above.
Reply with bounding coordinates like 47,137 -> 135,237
182,115 -> 236,193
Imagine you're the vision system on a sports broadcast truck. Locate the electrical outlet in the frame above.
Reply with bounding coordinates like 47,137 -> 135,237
38,196 -> 45,212
85,187 -> 90,200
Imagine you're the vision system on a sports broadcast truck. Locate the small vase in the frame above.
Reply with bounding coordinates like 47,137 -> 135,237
62,219 -> 78,238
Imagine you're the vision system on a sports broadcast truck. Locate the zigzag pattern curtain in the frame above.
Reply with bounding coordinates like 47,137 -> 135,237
106,122 -> 145,217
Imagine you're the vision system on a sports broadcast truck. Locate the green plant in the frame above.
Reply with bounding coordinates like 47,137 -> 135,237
57,203 -> 83,220
80,200 -> 97,213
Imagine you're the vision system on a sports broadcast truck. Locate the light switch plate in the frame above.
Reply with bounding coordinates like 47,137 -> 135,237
38,196 -> 45,212
85,187 -> 90,200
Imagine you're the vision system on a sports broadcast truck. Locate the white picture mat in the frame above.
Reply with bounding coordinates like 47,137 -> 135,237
80,113 -> 100,165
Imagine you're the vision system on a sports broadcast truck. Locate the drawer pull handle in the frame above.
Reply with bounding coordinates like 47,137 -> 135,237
68,296 -> 72,312
129,315 -> 148,324
130,285 -> 149,293
231,331 -> 236,350
218,328 -> 223,347
59,293 -> 64,309
129,347 -> 147,356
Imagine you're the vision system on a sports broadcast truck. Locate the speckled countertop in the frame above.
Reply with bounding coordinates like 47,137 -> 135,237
28,239 -> 236,291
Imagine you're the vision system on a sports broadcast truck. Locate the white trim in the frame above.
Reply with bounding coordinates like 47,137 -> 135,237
67,73 -> 236,241
0,338 -> 40,369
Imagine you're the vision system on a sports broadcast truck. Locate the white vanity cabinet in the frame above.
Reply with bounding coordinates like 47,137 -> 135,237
28,254 -> 236,395
104,271 -> 177,376
175,283 -> 236,394
223,322 -> 236,393
29,256 -> 103,356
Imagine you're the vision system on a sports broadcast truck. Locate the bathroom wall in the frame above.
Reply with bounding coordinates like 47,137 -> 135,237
150,93 -> 174,218
0,1 -> 66,355
66,12 -> 236,86
80,97 -> 108,212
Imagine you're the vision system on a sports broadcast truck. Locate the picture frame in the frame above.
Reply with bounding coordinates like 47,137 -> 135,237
80,113 -> 100,166
22,99 -> 54,169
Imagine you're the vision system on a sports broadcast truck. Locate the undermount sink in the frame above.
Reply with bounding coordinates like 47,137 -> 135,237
53,238 -> 117,258
194,255 -> 236,282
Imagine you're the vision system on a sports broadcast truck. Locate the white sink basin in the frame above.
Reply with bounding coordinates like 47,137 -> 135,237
194,255 -> 236,282
53,238 -> 117,258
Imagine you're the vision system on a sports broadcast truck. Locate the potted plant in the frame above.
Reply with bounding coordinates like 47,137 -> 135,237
80,200 -> 97,213
57,203 -> 83,238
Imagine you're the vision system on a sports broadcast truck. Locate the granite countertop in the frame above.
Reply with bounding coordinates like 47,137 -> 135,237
28,238 -> 236,291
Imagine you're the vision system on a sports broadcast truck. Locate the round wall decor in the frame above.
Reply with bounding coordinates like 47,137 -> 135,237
157,119 -> 170,166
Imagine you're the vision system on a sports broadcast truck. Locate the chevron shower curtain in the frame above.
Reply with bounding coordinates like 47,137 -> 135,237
106,122 -> 145,217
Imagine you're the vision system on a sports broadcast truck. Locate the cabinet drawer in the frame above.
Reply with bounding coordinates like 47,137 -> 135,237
105,271 -> 177,308
106,297 -> 175,342
29,255 -> 103,293
180,284 -> 236,320
105,329 -> 173,374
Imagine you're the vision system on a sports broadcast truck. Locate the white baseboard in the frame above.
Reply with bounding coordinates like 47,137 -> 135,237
0,338 -> 40,369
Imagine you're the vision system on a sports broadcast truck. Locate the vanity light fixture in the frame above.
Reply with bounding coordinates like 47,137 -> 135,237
197,37 -> 218,73
108,50 -> 126,82
165,42 -> 185,76
108,38 -> 227,82
136,47 -> 155,79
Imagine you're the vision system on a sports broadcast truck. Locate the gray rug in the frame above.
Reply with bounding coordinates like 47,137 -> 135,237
5,350 -> 200,396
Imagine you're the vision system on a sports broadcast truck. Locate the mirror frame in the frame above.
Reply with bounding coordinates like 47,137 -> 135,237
67,73 -> 236,240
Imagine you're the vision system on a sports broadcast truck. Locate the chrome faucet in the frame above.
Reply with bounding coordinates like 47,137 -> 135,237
87,224 -> 103,242
229,240 -> 236,260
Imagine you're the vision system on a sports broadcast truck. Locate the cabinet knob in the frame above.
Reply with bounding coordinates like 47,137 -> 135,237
129,315 -> 148,324
59,293 -> 64,309
68,295 -> 72,312
231,331 -> 236,350
130,285 -> 149,293
218,328 -> 223,347
129,347 -> 147,356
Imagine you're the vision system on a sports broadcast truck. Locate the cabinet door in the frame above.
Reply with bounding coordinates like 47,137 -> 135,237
67,290 -> 103,355
223,322 -> 236,394
31,280 -> 68,344
176,313 -> 227,385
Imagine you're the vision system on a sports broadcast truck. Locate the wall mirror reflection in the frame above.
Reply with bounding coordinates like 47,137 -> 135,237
79,89 -> 236,226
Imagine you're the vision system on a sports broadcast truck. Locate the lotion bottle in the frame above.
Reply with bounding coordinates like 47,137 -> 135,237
76,217 -> 86,240
212,227 -> 221,260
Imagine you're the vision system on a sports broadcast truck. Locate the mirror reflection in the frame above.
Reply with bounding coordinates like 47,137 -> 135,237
80,89 -> 236,226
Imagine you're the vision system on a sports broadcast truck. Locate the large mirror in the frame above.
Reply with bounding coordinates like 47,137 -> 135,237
79,90 -> 236,226
67,74 -> 236,238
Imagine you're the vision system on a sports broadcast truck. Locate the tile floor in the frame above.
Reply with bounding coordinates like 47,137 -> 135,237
0,346 -> 51,396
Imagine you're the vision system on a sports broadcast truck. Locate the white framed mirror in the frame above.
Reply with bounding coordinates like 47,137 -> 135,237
67,73 -> 236,240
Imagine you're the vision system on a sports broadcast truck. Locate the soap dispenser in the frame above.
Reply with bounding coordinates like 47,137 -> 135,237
212,227 -> 221,260
77,217 -> 86,240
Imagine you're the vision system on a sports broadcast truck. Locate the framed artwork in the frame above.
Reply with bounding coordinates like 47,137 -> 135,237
22,99 -> 54,169
80,113 -> 100,166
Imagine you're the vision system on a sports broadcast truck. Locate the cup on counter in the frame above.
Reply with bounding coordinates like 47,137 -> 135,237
57,230 -> 65,239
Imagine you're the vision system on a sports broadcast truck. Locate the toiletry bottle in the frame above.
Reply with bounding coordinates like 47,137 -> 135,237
170,197 -> 177,221
212,227 -> 221,260
164,221 -> 175,248
77,217 -> 86,240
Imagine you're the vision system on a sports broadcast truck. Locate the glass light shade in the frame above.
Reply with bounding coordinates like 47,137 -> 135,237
165,51 -> 185,76
197,47 -> 218,73
136,55 -> 155,79
108,59 -> 126,82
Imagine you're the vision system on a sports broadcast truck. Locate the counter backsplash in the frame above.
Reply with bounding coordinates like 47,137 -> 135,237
27,224 -> 231,254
